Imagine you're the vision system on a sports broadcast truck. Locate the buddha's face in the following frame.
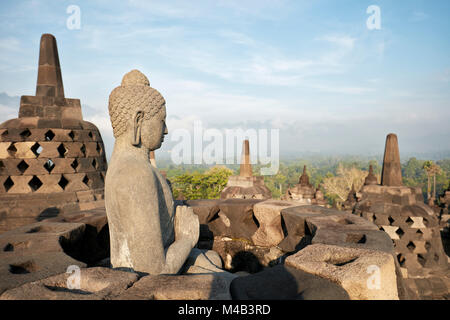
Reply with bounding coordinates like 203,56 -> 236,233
140,109 -> 168,151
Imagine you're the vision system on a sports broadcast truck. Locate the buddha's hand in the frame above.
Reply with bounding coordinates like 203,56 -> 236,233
174,205 -> 200,248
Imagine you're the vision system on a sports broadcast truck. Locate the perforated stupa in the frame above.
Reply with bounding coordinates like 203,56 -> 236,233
0,34 -> 107,233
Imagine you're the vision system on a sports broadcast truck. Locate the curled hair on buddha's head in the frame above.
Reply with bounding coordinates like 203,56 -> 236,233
108,69 -> 166,138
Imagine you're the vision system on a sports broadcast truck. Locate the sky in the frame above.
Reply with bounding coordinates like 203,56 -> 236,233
0,0 -> 449,163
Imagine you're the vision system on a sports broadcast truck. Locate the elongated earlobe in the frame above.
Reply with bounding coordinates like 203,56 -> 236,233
132,111 -> 144,146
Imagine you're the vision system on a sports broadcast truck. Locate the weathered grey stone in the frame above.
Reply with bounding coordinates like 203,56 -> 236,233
0,267 -> 138,300
285,243 -> 399,300
185,199 -> 222,224
105,70 -> 199,275
182,248 -> 223,271
230,265 -> 350,300
207,199 -> 261,240
251,200 -> 299,247
279,205 -> 345,252
209,236 -> 284,273
115,273 -> 233,300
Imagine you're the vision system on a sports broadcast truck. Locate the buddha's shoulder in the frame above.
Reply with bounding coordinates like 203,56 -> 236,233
108,156 -> 156,180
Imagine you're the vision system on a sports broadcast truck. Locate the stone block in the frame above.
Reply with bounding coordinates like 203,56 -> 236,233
8,176 -> 33,193
115,273 -> 233,300
37,118 -> 62,129
76,190 -> 95,203
38,141 -> 61,158
230,265 -> 350,300
312,229 -> 395,253
185,199 -> 222,225
35,174 -> 63,193
207,199 -> 261,240
278,205 -> 344,252
61,106 -> 83,121
0,267 -> 138,300
64,173 -> 90,192
64,142 -> 84,157
51,158 -> 76,174
306,212 -> 379,235
61,118 -> 83,129
285,243 -> 399,300
43,105 -> 62,119
14,142 -> 38,158
251,200 -> 299,247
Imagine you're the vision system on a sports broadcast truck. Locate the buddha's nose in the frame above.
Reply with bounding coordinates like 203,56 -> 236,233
163,122 -> 168,135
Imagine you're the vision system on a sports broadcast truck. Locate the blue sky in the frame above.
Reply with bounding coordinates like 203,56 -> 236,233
0,0 -> 449,161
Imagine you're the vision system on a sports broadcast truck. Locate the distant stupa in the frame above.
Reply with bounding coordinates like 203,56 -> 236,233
220,140 -> 271,200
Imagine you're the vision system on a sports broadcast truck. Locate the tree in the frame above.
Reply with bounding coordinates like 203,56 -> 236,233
322,164 -> 369,208
171,166 -> 234,200
423,160 -> 434,201
429,163 -> 442,202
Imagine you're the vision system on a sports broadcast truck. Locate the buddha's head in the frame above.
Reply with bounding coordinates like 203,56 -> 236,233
108,70 -> 168,151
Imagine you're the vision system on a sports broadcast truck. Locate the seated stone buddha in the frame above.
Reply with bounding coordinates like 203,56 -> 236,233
105,69 -> 199,275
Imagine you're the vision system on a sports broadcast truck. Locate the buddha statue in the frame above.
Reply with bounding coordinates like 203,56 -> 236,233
105,70 -> 199,275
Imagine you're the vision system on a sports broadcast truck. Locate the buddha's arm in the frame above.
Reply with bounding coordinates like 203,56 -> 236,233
161,239 -> 193,274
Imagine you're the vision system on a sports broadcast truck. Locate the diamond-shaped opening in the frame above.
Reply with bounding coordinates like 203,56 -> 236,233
388,216 -> 395,225
405,217 -> 414,226
91,158 -> 97,169
28,176 -> 43,191
1,130 -> 8,138
71,159 -> 79,171
80,144 -> 86,156
43,159 -> 55,173
416,229 -> 423,235
57,144 -> 67,157
45,130 -> 55,141
406,241 -> 416,252
58,175 -> 69,190
417,254 -> 426,267
68,131 -> 75,140
425,241 -> 431,250
397,254 -> 406,267
3,243 -> 13,252
82,175 -> 90,186
17,160 -> 29,174
7,143 -> 17,156
20,129 -> 31,139
3,176 -> 14,192
96,143 -> 101,154
88,131 -> 93,139
395,227 -> 405,238
30,143 -> 41,157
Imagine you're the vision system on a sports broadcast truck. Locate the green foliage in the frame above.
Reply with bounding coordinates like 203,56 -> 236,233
170,166 -> 234,200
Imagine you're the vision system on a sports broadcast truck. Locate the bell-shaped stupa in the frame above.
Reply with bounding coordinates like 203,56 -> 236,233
354,133 -> 448,278
0,34 -> 107,233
